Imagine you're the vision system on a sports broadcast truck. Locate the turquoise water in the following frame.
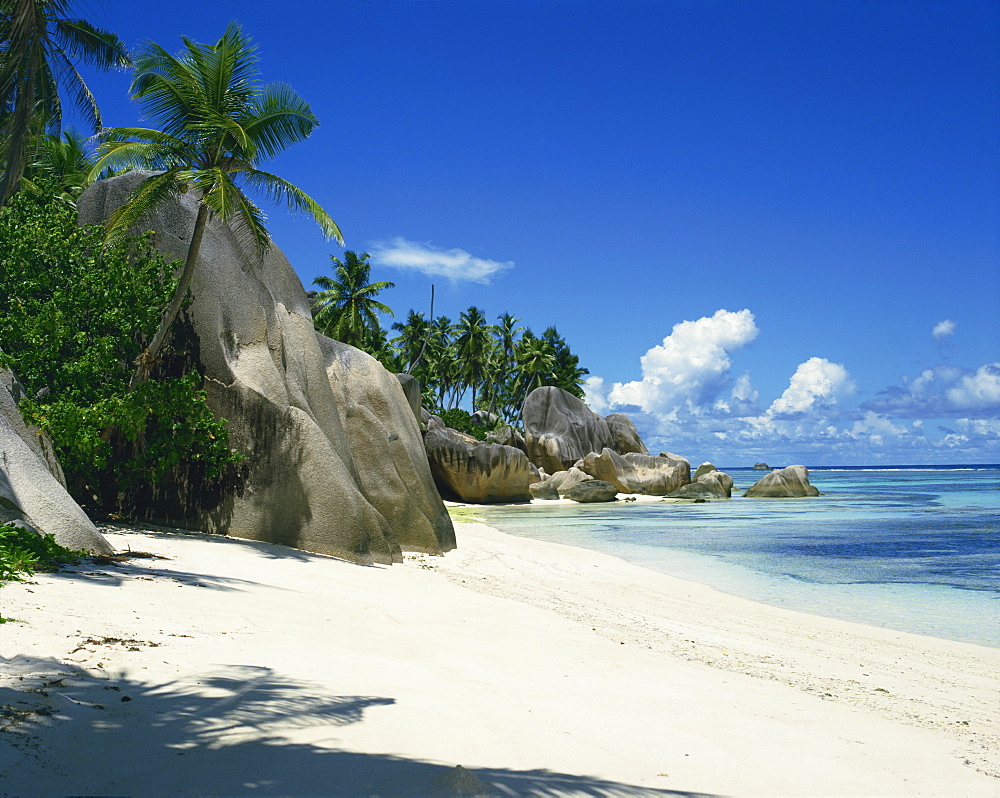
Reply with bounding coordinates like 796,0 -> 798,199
477,466 -> 1000,648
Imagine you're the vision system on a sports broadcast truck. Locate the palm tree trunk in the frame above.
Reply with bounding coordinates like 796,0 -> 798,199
128,203 -> 211,391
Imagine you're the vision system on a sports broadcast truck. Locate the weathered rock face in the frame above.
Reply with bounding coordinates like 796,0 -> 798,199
753,462 -> 771,470
322,339 -> 455,554
693,462 -> 717,480
528,480 -> 559,500
1,368 -> 112,554
669,470 -> 734,499
424,427 -> 532,503
605,414 -> 648,456
77,172 -> 454,563
395,373 -> 422,426
744,465 -> 820,497
547,466 -> 592,496
564,480 -> 618,503
486,424 -> 528,455
580,449 -> 691,495
522,386 -> 615,473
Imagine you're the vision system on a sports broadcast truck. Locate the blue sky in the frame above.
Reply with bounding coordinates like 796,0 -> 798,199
78,0 -> 998,465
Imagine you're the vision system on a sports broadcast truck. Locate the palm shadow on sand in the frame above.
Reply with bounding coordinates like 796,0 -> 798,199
1,656 -> 717,797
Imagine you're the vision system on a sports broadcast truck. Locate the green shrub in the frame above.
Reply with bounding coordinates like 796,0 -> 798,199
0,184 -> 241,516
435,408 -> 493,441
0,522 -> 86,582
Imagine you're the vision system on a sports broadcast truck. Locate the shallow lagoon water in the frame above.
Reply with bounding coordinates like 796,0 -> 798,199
478,466 -> 1000,648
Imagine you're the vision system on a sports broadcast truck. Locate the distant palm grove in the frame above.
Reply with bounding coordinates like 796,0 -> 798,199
311,251 -> 588,425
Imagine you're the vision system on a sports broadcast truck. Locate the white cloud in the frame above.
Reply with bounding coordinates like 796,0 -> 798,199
768,357 -> 855,418
932,319 -> 956,339
945,363 -> 1000,411
583,375 -> 609,414
608,309 -> 758,413
862,363 -> 1000,419
368,237 -> 513,284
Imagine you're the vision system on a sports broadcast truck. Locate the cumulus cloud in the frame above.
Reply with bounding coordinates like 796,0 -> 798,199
862,363 -> 1000,419
583,375 -> 610,414
368,237 -> 513,284
945,363 -> 1000,411
608,309 -> 758,413
768,357 -> 855,418
932,319 -> 956,339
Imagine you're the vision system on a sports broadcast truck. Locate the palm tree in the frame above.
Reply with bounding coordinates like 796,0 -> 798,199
486,311 -> 523,417
87,22 -> 341,390
0,0 -> 129,205
312,250 -> 395,350
391,310 -> 430,373
542,325 -> 589,398
453,306 -> 496,410
516,330 -> 556,421
19,128 -> 94,203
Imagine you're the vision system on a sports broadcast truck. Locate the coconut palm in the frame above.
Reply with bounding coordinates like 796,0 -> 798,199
19,128 -> 94,203
453,306 -> 496,410
312,251 -> 395,350
542,325 -> 589,398
516,330 -> 556,420
485,311 -> 524,418
391,310 -> 430,373
0,0 -> 129,205
88,22 -> 341,389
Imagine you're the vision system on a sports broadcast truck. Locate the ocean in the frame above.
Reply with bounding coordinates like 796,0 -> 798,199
477,465 -> 1000,648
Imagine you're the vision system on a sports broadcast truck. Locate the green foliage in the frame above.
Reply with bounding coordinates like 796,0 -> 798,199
436,408 -> 492,441
313,251 -> 395,350
323,271 -> 592,427
0,187 -> 240,515
90,23 -> 341,389
0,522 -> 86,583
0,0 -> 130,206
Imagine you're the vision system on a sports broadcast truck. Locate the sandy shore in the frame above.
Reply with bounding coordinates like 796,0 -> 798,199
1,520 -> 997,797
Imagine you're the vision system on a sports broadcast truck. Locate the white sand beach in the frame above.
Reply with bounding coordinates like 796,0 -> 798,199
1,519 -> 998,797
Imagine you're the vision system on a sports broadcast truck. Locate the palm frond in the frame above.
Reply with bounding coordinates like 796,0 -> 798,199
102,169 -> 184,251
241,168 -> 342,244
51,17 -> 130,69
243,82 -> 318,159
201,172 -> 270,261
88,137 -> 186,180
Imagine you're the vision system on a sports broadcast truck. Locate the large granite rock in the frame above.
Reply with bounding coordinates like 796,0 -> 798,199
424,426 -> 532,503
77,172 -> 454,564
322,340 -> 455,554
669,469 -> 734,499
693,462 -> 717,480
528,480 -> 559,501
753,462 -> 771,471
529,465 -> 591,500
395,373 -> 422,426
564,480 -> 618,503
1,368 -> 112,553
604,413 -> 648,456
744,465 -> 820,497
522,386 -> 615,473
580,449 -> 691,495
